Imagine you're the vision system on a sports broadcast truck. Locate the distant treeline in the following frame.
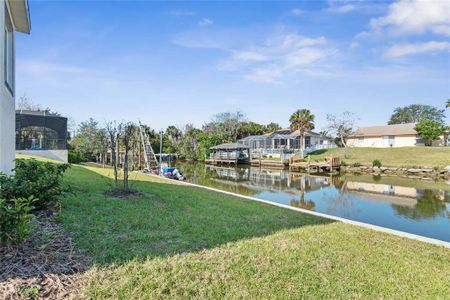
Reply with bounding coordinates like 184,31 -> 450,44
69,111 -> 283,162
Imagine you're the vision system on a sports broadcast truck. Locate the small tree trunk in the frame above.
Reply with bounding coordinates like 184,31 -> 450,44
112,145 -> 118,191
130,148 -> 134,171
116,137 -> 120,169
123,149 -> 129,192
123,132 -> 130,192
341,133 -> 347,148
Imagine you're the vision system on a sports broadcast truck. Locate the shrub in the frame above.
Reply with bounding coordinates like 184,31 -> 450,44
372,175 -> 382,182
352,162 -> 362,167
68,150 -> 87,164
0,159 -> 69,209
0,196 -> 36,245
372,159 -> 382,168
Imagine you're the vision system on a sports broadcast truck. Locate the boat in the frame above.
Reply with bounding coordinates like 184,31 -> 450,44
161,167 -> 186,181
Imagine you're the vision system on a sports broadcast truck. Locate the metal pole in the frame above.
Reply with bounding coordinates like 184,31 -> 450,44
159,131 -> 163,176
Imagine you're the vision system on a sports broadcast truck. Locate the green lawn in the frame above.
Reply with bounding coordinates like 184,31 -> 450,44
309,147 -> 450,168
58,164 -> 450,299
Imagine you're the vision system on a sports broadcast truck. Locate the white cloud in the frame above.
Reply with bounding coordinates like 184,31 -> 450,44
369,0 -> 450,36
169,10 -> 196,16
279,34 -> 327,48
326,0 -> 364,14
232,50 -> 268,62
18,60 -> 86,76
199,18 -> 213,27
384,41 -> 450,57
243,66 -> 283,84
291,8 -> 303,16
349,41 -> 359,49
219,33 -> 335,83
327,4 -> 356,14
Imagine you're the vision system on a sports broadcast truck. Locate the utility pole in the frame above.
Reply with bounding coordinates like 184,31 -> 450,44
159,130 -> 163,176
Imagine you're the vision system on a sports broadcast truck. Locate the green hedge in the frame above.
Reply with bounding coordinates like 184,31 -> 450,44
0,159 -> 69,244
68,150 -> 87,164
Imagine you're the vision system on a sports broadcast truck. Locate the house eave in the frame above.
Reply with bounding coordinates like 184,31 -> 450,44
7,0 -> 31,34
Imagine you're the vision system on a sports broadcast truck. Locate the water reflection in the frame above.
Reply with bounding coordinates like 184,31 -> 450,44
178,162 -> 450,241
392,190 -> 448,220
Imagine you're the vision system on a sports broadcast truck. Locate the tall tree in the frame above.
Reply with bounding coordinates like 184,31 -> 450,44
165,125 -> 183,153
388,104 -> 445,125
204,111 -> 246,142
71,118 -> 106,160
16,94 -> 42,111
179,124 -> 202,160
289,109 -> 315,158
16,94 -> 59,115
96,128 -> 109,166
415,120 -> 446,146
238,122 -> 265,139
446,99 -> 450,108
327,112 -> 358,148
265,122 -> 281,133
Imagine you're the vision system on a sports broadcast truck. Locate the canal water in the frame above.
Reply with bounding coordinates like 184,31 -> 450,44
177,162 -> 450,242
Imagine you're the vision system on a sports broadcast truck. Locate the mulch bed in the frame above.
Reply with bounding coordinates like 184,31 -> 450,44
0,210 -> 90,299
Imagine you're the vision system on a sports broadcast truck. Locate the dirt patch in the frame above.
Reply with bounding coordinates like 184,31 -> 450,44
0,210 -> 90,300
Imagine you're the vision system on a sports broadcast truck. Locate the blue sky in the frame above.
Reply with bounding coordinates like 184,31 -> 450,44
16,0 -> 450,131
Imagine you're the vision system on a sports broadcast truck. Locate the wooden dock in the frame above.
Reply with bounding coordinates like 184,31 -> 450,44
206,158 -> 241,165
251,159 -> 288,168
289,155 -> 341,172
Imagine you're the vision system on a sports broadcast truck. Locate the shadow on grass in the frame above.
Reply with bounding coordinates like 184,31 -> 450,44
59,165 -> 334,266
308,149 -> 329,156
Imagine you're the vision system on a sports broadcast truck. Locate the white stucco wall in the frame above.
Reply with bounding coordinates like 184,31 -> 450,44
0,1 -> 15,175
16,150 -> 69,163
347,135 -> 419,148
310,135 -> 321,146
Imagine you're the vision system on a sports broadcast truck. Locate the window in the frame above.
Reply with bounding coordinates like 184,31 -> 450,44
305,136 -> 311,147
4,3 -> 14,95
358,136 -> 364,141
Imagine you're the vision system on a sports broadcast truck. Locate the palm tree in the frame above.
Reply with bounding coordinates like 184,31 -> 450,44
289,109 -> 315,158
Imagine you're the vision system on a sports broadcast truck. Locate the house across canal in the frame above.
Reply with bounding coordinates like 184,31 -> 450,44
206,143 -> 250,165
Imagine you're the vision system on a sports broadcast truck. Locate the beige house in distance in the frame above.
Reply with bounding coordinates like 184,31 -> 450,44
347,123 -> 448,148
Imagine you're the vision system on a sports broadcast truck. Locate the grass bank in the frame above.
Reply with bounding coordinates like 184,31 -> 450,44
57,164 -> 450,298
309,147 -> 450,168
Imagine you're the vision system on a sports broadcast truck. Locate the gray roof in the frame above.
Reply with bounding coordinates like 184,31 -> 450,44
238,135 -> 269,142
16,110 -> 65,119
272,128 -> 320,137
351,123 -> 417,137
211,143 -> 250,150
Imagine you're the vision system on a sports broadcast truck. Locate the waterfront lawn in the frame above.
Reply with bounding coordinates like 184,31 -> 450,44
309,147 -> 450,168
59,164 -> 450,299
